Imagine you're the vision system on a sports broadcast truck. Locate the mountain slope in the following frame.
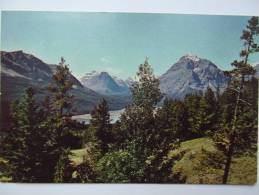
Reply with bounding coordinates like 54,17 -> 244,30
80,71 -> 131,96
0,51 -> 131,129
159,54 -> 229,99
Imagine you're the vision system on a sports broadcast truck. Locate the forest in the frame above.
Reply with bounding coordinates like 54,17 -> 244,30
0,16 -> 258,184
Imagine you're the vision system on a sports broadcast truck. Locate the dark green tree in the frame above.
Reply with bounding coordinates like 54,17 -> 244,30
53,149 -> 73,183
102,58 -> 179,183
3,88 -> 56,182
215,16 -> 259,184
198,87 -> 218,136
48,57 -> 74,182
184,94 -> 202,138
90,98 -> 112,154
156,99 -> 189,141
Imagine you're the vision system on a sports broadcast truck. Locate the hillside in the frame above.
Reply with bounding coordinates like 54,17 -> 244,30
170,138 -> 257,184
0,51 -> 132,129
0,50 -> 103,110
69,138 -> 257,184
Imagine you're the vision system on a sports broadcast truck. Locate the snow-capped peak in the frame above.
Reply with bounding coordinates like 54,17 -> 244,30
181,54 -> 201,62
80,71 -> 131,96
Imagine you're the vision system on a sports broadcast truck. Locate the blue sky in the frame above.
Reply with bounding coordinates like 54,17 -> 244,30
1,11 -> 258,79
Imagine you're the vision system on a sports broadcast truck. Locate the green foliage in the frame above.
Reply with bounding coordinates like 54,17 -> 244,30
2,88 -> 58,182
214,16 -> 259,184
48,57 -> 73,118
90,98 -> 112,154
131,57 -> 162,108
198,87 -> 218,135
184,94 -> 202,137
71,143 -> 100,183
54,149 -> 73,183
156,99 -> 189,141
171,138 -> 257,184
105,58 -> 179,183
97,148 -> 140,183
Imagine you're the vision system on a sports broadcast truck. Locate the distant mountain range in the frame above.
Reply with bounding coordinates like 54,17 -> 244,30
1,51 -> 258,122
80,71 -> 132,96
0,51 -> 130,120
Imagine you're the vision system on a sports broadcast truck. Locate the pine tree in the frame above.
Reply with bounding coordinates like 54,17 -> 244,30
107,58 -> 179,182
48,57 -> 74,146
170,101 -> 189,141
184,94 -> 202,138
53,149 -> 73,183
90,98 -> 112,154
131,57 -> 162,108
3,88 -> 55,182
198,87 -> 218,136
215,16 -> 259,184
48,57 -> 74,182
156,99 -> 189,141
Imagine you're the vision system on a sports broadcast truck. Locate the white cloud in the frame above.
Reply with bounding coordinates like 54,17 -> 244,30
100,56 -> 111,64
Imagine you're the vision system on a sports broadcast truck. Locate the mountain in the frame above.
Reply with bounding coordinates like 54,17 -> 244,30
159,54 -> 229,99
0,50 -> 106,116
0,51 -> 132,129
80,71 -> 131,96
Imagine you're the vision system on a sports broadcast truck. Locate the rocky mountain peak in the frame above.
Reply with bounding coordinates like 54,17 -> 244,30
159,55 -> 229,99
80,71 -> 131,96
179,54 -> 201,62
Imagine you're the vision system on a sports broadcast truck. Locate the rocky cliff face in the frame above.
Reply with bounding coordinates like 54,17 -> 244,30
159,54 -> 229,99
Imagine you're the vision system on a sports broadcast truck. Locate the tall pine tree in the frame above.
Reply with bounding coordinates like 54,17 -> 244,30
3,88 -> 56,182
90,98 -> 112,154
48,57 -> 74,182
215,16 -> 259,184
100,58 -> 180,182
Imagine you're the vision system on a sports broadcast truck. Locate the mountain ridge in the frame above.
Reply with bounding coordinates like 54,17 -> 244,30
2,50 -> 257,117
0,51 -> 130,122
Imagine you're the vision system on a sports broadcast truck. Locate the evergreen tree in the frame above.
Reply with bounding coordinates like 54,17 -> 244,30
48,57 -> 74,182
3,88 -> 56,182
131,57 -> 162,108
90,98 -> 112,154
170,101 -> 189,141
184,94 -> 202,138
104,58 -> 179,182
215,16 -> 259,184
54,149 -> 73,183
156,99 -> 189,141
198,87 -> 218,136
48,57 -> 73,149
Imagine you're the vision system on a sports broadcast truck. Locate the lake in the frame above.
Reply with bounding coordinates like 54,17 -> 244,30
72,109 -> 125,124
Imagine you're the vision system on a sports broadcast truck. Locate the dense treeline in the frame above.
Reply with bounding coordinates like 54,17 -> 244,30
0,17 -> 258,183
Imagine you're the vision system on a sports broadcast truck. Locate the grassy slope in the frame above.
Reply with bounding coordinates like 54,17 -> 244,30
70,138 -> 257,184
70,148 -> 87,166
0,157 -> 11,182
1,138 -> 256,183
170,137 -> 257,184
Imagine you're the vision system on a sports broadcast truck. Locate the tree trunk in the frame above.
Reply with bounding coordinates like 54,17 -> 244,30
222,135 -> 234,184
222,80 -> 242,184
